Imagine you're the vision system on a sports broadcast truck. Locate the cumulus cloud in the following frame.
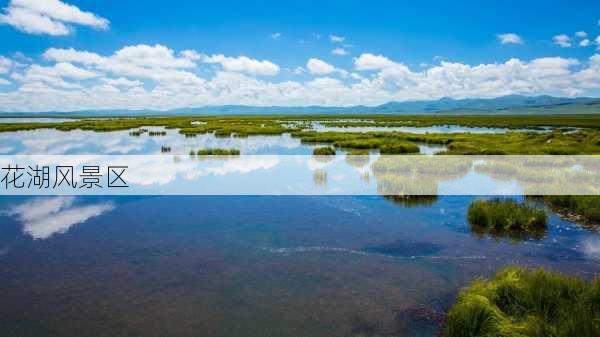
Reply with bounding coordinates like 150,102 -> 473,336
43,44 -> 204,85
0,56 -> 14,74
202,54 -> 280,76
102,77 -> 142,87
354,53 -> 396,70
5,196 -> 114,239
497,33 -> 524,45
270,32 -> 282,40
307,58 -> 336,75
0,78 -> 10,85
580,39 -> 590,47
329,34 -> 345,43
575,31 -> 588,38
332,48 -> 348,56
0,0 -> 109,36
553,34 -> 572,47
1,46 -> 599,111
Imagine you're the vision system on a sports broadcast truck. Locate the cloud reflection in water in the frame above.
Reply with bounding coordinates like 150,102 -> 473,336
6,196 -> 114,240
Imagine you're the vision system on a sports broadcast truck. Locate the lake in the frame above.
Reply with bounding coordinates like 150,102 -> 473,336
0,126 -> 598,337
0,195 -> 598,336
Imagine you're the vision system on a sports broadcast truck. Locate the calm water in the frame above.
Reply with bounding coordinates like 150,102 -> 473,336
310,122 -> 554,134
0,128 -> 313,155
0,195 -> 598,337
0,118 -> 74,124
0,127 -> 599,336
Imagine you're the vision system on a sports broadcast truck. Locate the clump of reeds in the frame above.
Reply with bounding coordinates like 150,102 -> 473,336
444,266 -> 600,337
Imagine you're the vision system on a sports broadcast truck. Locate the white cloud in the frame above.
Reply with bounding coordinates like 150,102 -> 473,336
43,45 -> 204,85
497,33 -> 524,45
596,35 -> 600,48
0,55 -> 13,74
0,0 -> 109,36
179,49 -> 202,61
553,34 -> 571,47
0,78 -> 10,85
6,196 -> 114,239
202,54 -> 280,76
102,77 -> 142,87
270,32 -> 282,40
332,48 -> 348,56
53,62 -> 99,79
292,66 -> 305,75
329,34 -> 345,43
575,31 -> 588,38
1,45 -> 600,111
354,53 -> 396,70
580,39 -> 590,47
307,58 -> 336,75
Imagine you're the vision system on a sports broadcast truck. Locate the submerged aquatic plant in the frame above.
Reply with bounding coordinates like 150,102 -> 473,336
444,267 -> 600,337
467,199 -> 547,240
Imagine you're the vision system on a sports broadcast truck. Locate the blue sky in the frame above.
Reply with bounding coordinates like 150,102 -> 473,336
0,0 -> 599,111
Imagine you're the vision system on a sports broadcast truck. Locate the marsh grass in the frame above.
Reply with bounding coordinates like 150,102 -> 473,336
538,196 -> 600,224
196,148 -> 241,155
313,147 -> 336,155
1,115 -> 600,154
468,198 -> 547,233
444,266 -> 600,337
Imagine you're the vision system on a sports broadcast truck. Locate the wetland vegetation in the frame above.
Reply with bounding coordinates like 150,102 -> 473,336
537,196 -> 600,225
312,146 -> 336,155
1,114 -> 600,154
194,148 -> 241,155
444,266 -> 600,337
467,199 -> 547,241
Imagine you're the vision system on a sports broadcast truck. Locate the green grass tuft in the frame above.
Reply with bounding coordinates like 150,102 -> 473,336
313,146 -> 336,155
196,148 -> 240,155
444,267 -> 600,337
468,198 -> 547,234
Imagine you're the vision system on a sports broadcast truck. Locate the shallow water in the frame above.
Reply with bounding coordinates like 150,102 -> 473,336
0,195 -> 598,337
0,128 -> 313,155
0,118 -> 74,123
314,124 -> 549,134
0,126 -> 598,336
0,127 -> 448,155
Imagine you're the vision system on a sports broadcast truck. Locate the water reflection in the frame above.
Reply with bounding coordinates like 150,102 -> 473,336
1,155 -> 598,196
3,196 -> 114,239
313,123 -> 553,134
0,195 -> 598,337
0,128 -> 310,155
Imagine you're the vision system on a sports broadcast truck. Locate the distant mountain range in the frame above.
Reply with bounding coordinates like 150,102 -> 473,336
1,95 -> 600,117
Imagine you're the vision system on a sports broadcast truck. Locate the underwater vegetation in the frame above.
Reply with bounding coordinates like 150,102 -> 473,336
467,199 -> 547,241
444,266 -> 600,337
